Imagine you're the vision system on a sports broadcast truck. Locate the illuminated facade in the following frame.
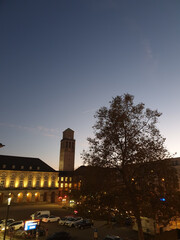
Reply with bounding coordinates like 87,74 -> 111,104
0,155 -> 59,204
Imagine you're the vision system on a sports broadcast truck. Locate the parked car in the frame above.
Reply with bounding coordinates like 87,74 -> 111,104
59,216 -> 74,225
31,210 -> 50,220
6,220 -> 24,231
103,235 -> 123,240
0,219 -> 15,231
36,214 -> 49,220
66,217 -> 83,227
42,215 -> 60,223
76,219 -> 93,229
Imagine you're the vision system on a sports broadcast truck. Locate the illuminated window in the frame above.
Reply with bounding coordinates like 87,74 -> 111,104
69,177 -> 72,182
65,177 -> 68,182
21,166 -> 24,170
29,166 -> 32,170
61,177 -> 64,181
69,183 -> 72,188
12,165 -> 15,169
61,183 -> 63,188
65,183 -> 68,188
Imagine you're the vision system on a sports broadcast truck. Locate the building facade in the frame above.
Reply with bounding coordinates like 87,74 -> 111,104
0,155 -> 59,204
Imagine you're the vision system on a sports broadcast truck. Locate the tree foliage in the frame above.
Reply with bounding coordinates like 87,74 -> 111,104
82,94 -> 178,240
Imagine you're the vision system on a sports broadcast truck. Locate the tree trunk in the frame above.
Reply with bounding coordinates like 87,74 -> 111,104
135,213 -> 144,240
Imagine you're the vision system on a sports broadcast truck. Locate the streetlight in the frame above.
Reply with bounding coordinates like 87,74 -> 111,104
3,194 -> 12,240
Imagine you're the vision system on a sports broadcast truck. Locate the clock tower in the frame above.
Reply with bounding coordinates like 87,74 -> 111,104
59,128 -> 75,171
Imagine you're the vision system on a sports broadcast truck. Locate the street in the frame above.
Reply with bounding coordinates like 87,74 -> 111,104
0,203 -> 138,240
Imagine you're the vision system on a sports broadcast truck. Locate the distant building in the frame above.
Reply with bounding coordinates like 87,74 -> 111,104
0,155 -> 59,204
59,128 -> 75,171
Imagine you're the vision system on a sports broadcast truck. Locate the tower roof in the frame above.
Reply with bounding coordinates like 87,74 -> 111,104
63,128 -> 74,139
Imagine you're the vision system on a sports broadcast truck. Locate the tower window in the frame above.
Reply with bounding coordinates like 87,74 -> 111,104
66,142 -> 68,148
69,142 -> 71,148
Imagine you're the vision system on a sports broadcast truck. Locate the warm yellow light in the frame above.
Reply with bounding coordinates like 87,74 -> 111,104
24,180 -> 28,187
35,193 -> 37,196
32,179 -> 36,187
41,179 -> 44,187
162,178 -> 165,182
15,180 -> 19,188
132,178 -> 135,181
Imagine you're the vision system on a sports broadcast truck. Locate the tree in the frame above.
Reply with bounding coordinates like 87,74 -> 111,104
82,94 -> 178,240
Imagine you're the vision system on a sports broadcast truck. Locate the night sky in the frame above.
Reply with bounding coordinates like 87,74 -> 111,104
1,0 -> 180,170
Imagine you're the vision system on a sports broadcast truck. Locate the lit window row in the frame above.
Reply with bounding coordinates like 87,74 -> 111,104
0,180 -> 58,188
60,177 -> 72,182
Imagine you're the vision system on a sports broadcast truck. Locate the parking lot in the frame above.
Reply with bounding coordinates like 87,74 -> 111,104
0,203 -> 138,240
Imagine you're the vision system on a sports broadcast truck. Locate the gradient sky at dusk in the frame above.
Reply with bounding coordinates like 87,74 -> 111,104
1,0 -> 180,170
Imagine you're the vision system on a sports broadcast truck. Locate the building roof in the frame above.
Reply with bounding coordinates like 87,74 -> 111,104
0,155 -> 56,172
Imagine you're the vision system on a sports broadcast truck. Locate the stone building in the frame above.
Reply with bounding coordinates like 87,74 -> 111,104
0,155 -> 59,204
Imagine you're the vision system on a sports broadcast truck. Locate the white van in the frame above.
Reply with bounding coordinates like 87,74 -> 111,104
31,210 -> 50,220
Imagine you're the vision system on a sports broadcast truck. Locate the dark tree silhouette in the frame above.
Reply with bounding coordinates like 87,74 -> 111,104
82,94 -> 178,240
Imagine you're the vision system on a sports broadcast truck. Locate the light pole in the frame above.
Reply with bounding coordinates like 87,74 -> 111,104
3,194 -> 12,240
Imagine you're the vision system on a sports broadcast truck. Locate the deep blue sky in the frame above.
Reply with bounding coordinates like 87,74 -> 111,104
1,0 -> 180,170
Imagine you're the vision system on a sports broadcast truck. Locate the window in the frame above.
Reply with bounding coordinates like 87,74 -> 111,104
12,165 -> 15,169
65,183 -> 68,188
36,180 -> 40,187
66,142 -> 68,148
65,177 -> 68,182
60,183 -> 63,188
2,164 -> 6,169
69,142 -> 71,148
69,177 -> 72,182
29,166 -> 32,170
28,181 -> 32,187
19,180 -> 23,188
44,181 -> 48,187
37,166 -> 40,170
69,183 -> 72,188
0,180 -> 5,187
61,177 -> 64,181
51,181 -> 55,187
10,181 -> 14,188
21,166 -> 24,170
